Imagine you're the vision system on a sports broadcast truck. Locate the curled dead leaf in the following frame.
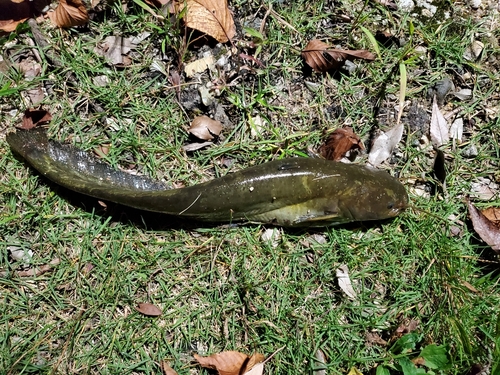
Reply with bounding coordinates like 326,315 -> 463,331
467,198 -> 500,252
48,0 -> 89,28
319,127 -> 365,161
178,0 -> 236,43
302,40 -> 375,72
336,264 -> 357,300
189,116 -> 223,141
135,302 -> 162,316
245,353 -> 265,371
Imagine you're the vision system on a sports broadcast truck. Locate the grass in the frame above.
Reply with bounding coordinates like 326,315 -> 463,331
1,0 -> 500,374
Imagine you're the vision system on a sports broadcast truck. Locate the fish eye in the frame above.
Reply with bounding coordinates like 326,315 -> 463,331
387,202 -> 394,210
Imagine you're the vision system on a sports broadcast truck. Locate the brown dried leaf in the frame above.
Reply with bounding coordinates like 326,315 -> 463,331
0,0 -> 34,32
0,18 -> 29,33
319,127 -> 365,161
135,302 -> 162,316
302,39 -> 375,72
194,351 -> 249,375
391,318 -> 419,340
481,207 -> 500,228
18,109 -> 52,130
243,353 -> 265,373
178,0 -> 236,43
467,198 -> 500,251
189,115 -> 223,141
366,332 -> 388,347
49,0 -> 88,28
160,361 -> 178,375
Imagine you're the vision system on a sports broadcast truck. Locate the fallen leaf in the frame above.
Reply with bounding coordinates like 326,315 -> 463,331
470,177 -> 499,200
26,88 -> 45,105
18,109 -> 52,130
135,302 -> 162,316
336,264 -> 357,300
412,357 -> 426,366
368,123 -> 403,166
0,0 -> 37,32
261,228 -> 281,248
453,89 -> 472,101
194,351 -> 253,375
184,55 -> 215,77
430,96 -> 449,147
94,35 -> 139,66
366,332 -> 388,346
18,58 -> 41,79
461,280 -> 479,293
160,361 -> 178,375
9,247 -> 33,265
481,207 -> 500,228
0,258 -> 60,278
467,198 -> 500,252
48,0 -> 89,28
245,354 -> 265,372
182,141 -> 214,152
450,118 -> 463,142
188,116 -> 223,141
0,18 -> 29,33
301,40 -> 375,72
319,127 -> 365,161
312,349 -> 327,375
178,0 -> 236,43
243,362 -> 264,375
394,319 -> 419,337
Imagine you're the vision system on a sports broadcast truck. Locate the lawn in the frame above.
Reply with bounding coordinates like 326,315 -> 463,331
0,0 -> 499,374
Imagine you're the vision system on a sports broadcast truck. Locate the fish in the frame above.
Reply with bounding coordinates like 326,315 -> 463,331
6,129 -> 408,227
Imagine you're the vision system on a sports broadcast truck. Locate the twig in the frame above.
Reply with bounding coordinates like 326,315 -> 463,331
263,5 -> 300,35
2,258 -> 61,278
259,4 -> 272,37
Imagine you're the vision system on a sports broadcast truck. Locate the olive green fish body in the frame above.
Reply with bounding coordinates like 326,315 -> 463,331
7,129 -> 408,226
